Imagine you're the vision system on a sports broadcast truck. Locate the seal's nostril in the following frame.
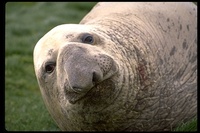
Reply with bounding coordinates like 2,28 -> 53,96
92,71 -> 103,85
92,72 -> 98,84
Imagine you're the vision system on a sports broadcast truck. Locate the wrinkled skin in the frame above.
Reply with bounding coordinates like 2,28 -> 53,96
33,2 -> 197,131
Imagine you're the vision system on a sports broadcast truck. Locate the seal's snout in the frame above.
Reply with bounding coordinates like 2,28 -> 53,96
65,60 -> 104,92
70,70 -> 103,93
58,44 -> 118,103
64,46 -> 103,93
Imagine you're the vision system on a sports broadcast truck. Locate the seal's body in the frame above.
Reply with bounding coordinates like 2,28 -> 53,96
33,2 -> 197,131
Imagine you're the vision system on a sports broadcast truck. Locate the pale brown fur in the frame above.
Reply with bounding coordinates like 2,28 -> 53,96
34,2 -> 197,131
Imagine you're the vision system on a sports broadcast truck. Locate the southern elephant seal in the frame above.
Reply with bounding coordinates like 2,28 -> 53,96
33,2 -> 197,131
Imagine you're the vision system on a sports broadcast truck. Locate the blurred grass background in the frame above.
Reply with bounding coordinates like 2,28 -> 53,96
5,2 -> 197,131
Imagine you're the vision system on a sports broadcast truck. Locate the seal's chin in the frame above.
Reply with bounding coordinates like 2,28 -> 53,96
63,86 -> 85,104
64,89 -> 85,104
64,83 -> 97,104
64,76 -> 117,105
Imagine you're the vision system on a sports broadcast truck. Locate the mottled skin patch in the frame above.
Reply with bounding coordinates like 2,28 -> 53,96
34,2 -> 197,132
182,39 -> 188,49
170,46 -> 176,56
48,49 -> 53,56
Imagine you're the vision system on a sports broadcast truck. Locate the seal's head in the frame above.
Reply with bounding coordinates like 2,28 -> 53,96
33,24 -> 119,106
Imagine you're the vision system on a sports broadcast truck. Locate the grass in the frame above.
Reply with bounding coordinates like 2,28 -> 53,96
5,2 -> 197,131
174,117 -> 197,132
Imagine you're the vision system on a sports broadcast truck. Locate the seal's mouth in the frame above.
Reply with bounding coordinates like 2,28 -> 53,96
64,80 -> 102,104
64,77 -> 117,104
64,88 -> 86,104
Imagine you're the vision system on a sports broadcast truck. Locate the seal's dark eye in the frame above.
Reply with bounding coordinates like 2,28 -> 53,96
45,62 -> 56,73
81,34 -> 94,44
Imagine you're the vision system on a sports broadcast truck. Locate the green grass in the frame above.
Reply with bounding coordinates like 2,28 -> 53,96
174,117 -> 197,132
5,2 -> 197,131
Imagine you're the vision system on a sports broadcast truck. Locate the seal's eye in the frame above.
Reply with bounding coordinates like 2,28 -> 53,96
81,34 -> 94,44
45,62 -> 56,73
